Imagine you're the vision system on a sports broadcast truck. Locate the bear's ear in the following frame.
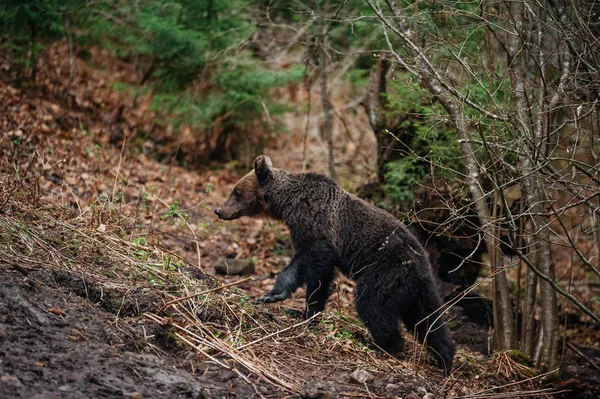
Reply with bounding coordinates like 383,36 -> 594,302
254,155 -> 273,184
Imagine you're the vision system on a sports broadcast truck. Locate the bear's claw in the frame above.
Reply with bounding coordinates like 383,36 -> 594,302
258,292 -> 289,303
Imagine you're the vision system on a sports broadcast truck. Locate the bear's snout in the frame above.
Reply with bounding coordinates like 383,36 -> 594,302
215,207 -> 235,220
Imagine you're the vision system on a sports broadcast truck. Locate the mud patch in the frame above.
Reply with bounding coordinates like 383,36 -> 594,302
558,344 -> 600,399
52,269 -> 157,317
0,265 -> 273,398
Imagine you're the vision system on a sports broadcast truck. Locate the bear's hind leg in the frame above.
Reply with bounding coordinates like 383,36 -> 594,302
403,285 -> 455,376
305,268 -> 335,317
355,284 -> 404,355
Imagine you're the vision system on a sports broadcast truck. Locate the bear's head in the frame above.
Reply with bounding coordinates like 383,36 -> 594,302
215,155 -> 273,220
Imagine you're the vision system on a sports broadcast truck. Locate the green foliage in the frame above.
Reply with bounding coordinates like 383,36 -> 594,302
162,255 -> 182,272
133,236 -> 147,246
152,64 -> 303,130
161,201 -> 189,224
397,0 -> 488,63
254,0 -> 382,89
384,158 -> 426,203
84,1 -> 253,90
80,0 -> 302,133
0,0 -> 78,71
1,0 -> 303,143
506,349 -> 533,366
239,293 -> 250,307
383,74 -> 463,203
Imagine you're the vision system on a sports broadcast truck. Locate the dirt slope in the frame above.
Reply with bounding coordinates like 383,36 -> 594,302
0,265 -> 274,399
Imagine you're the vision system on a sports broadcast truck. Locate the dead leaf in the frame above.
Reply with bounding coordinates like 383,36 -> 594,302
68,328 -> 86,342
48,307 -> 66,317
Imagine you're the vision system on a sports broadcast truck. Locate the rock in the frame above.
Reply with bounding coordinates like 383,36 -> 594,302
123,392 -> 144,399
349,369 -> 374,384
214,258 -> 255,276
302,387 -> 334,399
0,375 -> 23,388
423,394 -> 436,399
216,370 -> 235,382
417,386 -> 428,396
385,383 -> 400,391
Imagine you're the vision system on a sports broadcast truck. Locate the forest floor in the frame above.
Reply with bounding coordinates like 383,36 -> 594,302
1,42 -> 599,399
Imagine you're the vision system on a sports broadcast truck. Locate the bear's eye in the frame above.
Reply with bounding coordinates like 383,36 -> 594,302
232,189 -> 241,198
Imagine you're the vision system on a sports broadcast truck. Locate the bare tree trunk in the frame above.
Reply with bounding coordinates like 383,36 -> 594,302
534,9 -> 560,369
319,42 -> 336,181
520,222 -> 538,356
314,0 -> 336,181
521,147 -> 559,368
452,102 -> 514,351
593,117 -> 600,281
536,231 -> 559,368
503,0 -> 559,369
363,58 -> 392,183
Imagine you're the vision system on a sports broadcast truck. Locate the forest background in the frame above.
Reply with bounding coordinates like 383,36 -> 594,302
1,0 -> 599,398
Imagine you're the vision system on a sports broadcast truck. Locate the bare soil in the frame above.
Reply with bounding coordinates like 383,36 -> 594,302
0,264 -> 276,399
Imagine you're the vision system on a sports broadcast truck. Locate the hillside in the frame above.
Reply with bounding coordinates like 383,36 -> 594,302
1,41 -> 599,399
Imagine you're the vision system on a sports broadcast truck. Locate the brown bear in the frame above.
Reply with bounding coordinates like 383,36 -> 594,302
215,155 -> 455,375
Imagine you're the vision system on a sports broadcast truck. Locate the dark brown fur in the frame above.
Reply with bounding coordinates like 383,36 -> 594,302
216,156 -> 455,375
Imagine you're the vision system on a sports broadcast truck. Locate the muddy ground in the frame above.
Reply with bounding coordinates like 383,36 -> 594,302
0,264 -> 284,399
0,257 -> 448,399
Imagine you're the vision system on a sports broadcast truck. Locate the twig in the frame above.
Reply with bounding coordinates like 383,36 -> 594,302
173,332 -> 231,369
364,0 -> 505,121
1,152 -> 38,210
452,368 -> 559,398
62,182 -> 82,216
151,194 -> 205,271
161,310 -> 300,393
447,232 -> 483,274
158,277 -> 254,313
237,312 -> 319,350
233,366 -> 267,399
339,392 -> 386,398
514,246 -> 600,325
111,131 -> 128,203
567,342 -> 600,372
149,143 -> 179,230
456,389 -> 563,398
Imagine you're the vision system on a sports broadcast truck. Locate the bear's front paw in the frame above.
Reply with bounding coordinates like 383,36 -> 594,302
258,291 -> 290,303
